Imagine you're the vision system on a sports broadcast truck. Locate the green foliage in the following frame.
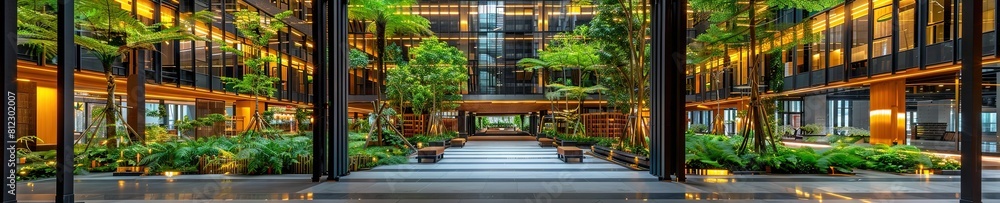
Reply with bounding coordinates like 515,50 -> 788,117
348,0 -> 432,38
295,108 -> 312,131
219,10 -> 291,115
349,49 -> 371,69
685,134 -> 954,174
407,133 -> 458,145
385,37 -> 468,135
930,156 -> 961,170
218,135 -> 312,174
175,113 -> 227,138
349,117 -> 371,133
800,124 -> 823,134
687,0 -> 840,63
145,125 -> 172,143
689,124 -> 710,134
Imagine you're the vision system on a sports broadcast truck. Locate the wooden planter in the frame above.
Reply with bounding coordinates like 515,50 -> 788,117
113,166 -> 146,176
536,133 -> 550,140
934,169 -> 961,175
554,137 -> 577,147
427,140 -> 450,148
685,168 -> 732,175
591,145 -> 649,168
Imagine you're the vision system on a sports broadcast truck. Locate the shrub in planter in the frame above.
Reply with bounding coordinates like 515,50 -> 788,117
688,124 -> 709,134
800,124 -> 823,135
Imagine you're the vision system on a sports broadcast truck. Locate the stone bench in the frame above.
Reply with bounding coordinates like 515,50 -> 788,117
538,138 -> 555,147
417,147 -> 445,163
450,138 -> 466,148
557,146 -> 583,163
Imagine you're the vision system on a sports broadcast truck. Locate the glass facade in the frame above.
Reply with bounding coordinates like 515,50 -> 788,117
347,0 -> 594,95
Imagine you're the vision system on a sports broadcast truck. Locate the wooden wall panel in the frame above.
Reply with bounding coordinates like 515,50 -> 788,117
869,79 -> 906,145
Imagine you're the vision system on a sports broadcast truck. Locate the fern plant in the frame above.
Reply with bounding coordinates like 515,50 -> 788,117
218,10 -> 291,135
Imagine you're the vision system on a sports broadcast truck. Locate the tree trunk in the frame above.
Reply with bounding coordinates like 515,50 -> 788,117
375,21 -> 387,144
104,61 -> 118,147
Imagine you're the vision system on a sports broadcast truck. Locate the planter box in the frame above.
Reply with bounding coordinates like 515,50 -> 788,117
686,168 -> 731,175
574,142 -> 594,147
554,138 -> 577,147
535,133 -> 550,140
935,169 -> 961,175
591,145 -> 650,168
113,166 -> 146,176
427,140 -> 449,148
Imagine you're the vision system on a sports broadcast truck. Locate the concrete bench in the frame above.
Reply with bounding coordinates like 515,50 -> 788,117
538,138 -> 555,147
417,147 -> 445,163
450,138 -> 466,148
557,146 -> 583,163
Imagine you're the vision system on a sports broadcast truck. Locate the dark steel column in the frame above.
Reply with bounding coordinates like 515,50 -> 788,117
528,112 -> 538,135
328,0 -> 349,179
311,0 -> 327,182
457,111 -> 466,135
56,0 -> 77,202
469,113 -> 477,135
650,0 -> 687,181
2,0 -> 18,201
959,0 -> 983,201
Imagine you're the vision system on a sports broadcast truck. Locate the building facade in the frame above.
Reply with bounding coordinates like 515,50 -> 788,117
15,0 -> 319,148
684,0 -> 1000,153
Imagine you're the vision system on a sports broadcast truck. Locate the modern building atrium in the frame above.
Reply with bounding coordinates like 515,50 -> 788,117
0,0 -> 994,202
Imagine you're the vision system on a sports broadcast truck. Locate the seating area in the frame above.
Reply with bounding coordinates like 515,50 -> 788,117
450,138 -> 466,148
416,147 -> 445,163
557,146 -> 584,163
537,138 -> 555,147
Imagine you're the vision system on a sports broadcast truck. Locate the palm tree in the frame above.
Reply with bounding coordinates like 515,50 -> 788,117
17,0 -> 212,145
16,0 -> 58,64
348,0 -> 432,98
77,0 -> 212,144
349,0 -> 432,144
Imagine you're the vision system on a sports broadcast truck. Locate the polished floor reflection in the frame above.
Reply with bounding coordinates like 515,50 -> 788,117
16,136 -> 1000,202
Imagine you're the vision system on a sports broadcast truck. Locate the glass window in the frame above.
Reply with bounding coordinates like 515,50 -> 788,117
828,100 -> 852,128
830,7 -> 845,67
987,0 -> 997,32
983,112 -> 997,133
872,0 -> 892,57
927,0 -> 952,44
899,0 -> 917,51
851,1 -> 870,62
812,14 -> 828,70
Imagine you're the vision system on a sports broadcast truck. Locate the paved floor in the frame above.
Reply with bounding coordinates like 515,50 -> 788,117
15,136 -> 1000,202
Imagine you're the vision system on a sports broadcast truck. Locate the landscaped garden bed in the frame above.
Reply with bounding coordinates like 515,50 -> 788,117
685,133 -> 962,175
590,145 -> 650,168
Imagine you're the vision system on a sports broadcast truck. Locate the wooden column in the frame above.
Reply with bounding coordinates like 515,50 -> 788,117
869,79 -> 906,145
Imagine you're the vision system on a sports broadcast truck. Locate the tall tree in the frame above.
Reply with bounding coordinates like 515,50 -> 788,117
687,0 -> 839,153
385,37 -> 468,135
219,10 -> 293,135
17,0 -> 211,144
518,26 -> 605,136
588,0 -> 651,149
348,0 -> 433,99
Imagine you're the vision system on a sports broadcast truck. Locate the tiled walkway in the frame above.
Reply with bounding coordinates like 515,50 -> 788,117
15,136 -> 1000,202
